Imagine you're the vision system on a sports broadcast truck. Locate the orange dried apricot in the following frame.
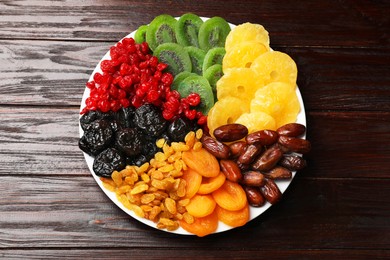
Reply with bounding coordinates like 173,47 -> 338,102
212,180 -> 247,211
179,209 -> 219,237
182,168 -> 202,199
182,148 -> 220,178
185,194 -> 216,218
197,172 -> 226,194
215,203 -> 250,227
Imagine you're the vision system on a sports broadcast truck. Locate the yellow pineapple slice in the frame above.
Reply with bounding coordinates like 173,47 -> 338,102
216,68 -> 264,102
207,97 -> 249,135
223,41 -> 268,71
250,82 -> 300,128
250,51 -> 298,86
225,22 -> 270,52
235,112 -> 276,133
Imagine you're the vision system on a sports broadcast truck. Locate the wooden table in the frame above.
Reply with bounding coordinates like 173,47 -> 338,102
1,1 -> 389,259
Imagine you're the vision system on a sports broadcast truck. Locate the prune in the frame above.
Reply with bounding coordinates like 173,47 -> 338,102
116,106 -> 135,128
168,117 -> 197,142
108,119 -> 122,133
158,132 -> 171,145
134,104 -> 167,138
93,148 -> 126,177
133,154 -> 149,167
142,140 -> 160,161
80,110 -> 103,131
115,128 -> 143,156
80,110 -> 115,131
79,119 -> 113,156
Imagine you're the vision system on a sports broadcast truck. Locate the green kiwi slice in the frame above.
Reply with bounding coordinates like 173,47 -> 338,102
171,71 -> 196,91
146,14 -> 177,51
202,47 -> 226,73
203,64 -> 223,101
175,13 -> 204,47
178,75 -> 215,115
198,16 -> 231,51
153,43 -> 192,77
184,46 -> 206,75
134,25 -> 148,44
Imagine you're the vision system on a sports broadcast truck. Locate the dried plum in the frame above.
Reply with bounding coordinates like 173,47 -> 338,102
116,106 -> 136,128
80,110 -> 103,131
142,140 -> 160,161
79,119 -> 113,156
168,117 -> 197,142
115,128 -> 143,157
93,148 -> 126,177
134,104 -> 167,138
133,154 -> 148,167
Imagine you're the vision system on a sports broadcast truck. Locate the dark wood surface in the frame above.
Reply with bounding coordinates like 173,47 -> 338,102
1,0 -> 389,259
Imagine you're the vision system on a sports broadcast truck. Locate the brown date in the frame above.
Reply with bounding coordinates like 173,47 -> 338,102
263,166 -> 292,180
201,135 -> 230,159
278,136 -> 311,154
243,186 -> 265,207
242,171 -> 265,187
229,141 -> 247,158
220,160 -> 242,182
237,143 -> 262,165
213,123 -> 248,142
252,145 -> 283,171
276,123 -> 306,137
245,129 -> 279,146
278,155 -> 307,171
260,179 -> 282,204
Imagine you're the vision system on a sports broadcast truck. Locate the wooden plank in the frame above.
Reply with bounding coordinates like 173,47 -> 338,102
0,40 -> 389,110
0,176 -> 389,249
0,249 -> 389,259
0,0 -> 388,47
1,107 -> 389,178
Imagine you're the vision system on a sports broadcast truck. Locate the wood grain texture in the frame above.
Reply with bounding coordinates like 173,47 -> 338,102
0,249 -> 389,259
1,1 -> 389,258
0,0 -> 388,47
0,176 -> 389,249
1,40 -> 389,111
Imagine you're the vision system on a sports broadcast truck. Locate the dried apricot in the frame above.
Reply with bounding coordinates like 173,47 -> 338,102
182,168 -> 202,199
185,194 -> 216,218
182,148 -> 220,178
197,172 -> 226,194
215,203 -> 249,227
212,180 -> 247,211
179,209 -> 219,237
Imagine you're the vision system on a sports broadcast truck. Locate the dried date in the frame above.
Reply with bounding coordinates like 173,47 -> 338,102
213,123 -> 248,142
278,136 -> 311,154
246,129 -> 279,146
220,160 -> 242,182
276,123 -> 306,137
242,171 -> 266,187
201,135 -> 230,159
260,179 -> 282,204
237,143 -> 262,165
263,166 -> 292,180
278,155 -> 307,171
244,186 -> 265,207
252,145 -> 283,171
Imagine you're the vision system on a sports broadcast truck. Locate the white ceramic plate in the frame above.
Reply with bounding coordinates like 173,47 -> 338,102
79,17 -> 306,235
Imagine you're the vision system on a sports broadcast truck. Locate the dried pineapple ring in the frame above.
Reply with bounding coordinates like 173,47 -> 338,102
250,51 -> 298,86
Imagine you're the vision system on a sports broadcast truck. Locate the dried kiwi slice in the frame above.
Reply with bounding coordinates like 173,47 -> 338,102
202,47 -> 226,73
177,74 -> 214,115
134,25 -> 148,44
175,13 -> 204,47
172,71 -> 196,91
185,46 -> 206,75
146,14 -> 177,51
153,43 -> 192,77
198,16 -> 231,51
203,64 -> 223,101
